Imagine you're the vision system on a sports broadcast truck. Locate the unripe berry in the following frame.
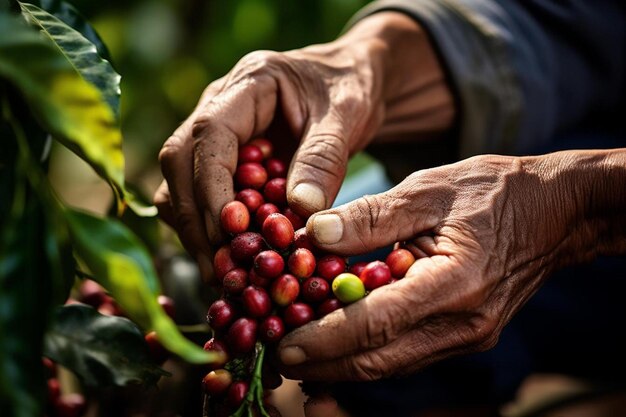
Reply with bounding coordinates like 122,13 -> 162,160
332,273 -> 365,304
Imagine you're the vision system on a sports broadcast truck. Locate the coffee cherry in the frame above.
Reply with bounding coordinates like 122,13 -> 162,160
316,255 -> 346,281
54,393 -> 86,417
223,268 -> 249,295
293,228 -> 317,253
145,331 -> 169,363
264,158 -> 287,179
227,318 -> 258,354
207,299 -> 238,330
157,294 -> 176,319
287,248 -> 316,279
359,261 -> 392,291
385,248 -> 416,278
220,201 -> 250,234
235,162 -> 268,190
238,144 -> 264,164
270,274 -> 300,307
348,261 -> 368,278
263,178 -> 287,206
262,213 -> 294,250
226,380 -> 250,409
253,250 -> 285,279
249,137 -> 273,159
214,245 -> 238,283
316,298 -> 343,318
242,286 -> 272,318
235,189 -> 265,213
203,338 -> 229,369
202,369 -> 233,396
332,273 -> 365,304
301,277 -> 330,303
283,303 -> 314,329
255,203 -> 280,227
249,268 -> 271,288
78,279 -> 107,307
258,315 -> 285,344
282,207 -> 305,230
230,232 -> 264,264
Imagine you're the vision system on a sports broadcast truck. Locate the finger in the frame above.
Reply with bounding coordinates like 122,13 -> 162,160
278,256 -> 455,366
287,111 -> 350,216
153,180 -> 176,228
304,393 -> 339,417
305,174 -> 444,255
192,70 -> 280,244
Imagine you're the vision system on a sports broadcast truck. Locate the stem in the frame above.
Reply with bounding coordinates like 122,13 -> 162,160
231,343 -> 270,417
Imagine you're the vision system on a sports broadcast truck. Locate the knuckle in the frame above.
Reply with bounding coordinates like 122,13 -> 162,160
348,354 -> 388,381
352,194 -> 384,238
238,50 -> 282,70
463,313 -> 498,349
158,135 -> 185,165
363,306 -> 399,349
191,116 -> 215,142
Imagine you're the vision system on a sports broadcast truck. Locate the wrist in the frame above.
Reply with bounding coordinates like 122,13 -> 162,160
526,148 -> 626,264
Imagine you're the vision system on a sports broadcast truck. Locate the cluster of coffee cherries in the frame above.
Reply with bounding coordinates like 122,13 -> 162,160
201,138 -> 417,415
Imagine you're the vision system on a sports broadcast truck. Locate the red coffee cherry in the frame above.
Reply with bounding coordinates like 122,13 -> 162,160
249,268 -> 272,288
235,162 -> 268,190
202,369 -> 233,396
230,232 -> 265,264
226,380 -> 250,409
255,203 -> 280,227
242,286 -> 272,318
253,250 -> 285,279
270,274 -> 300,307
214,245 -> 238,283
282,207 -> 305,230
283,302 -> 314,329
249,137 -> 273,159
263,178 -> 287,206
238,144 -> 264,164
316,255 -> 346,281
222,268 -> 249,295
207,299 -> 238,330
359,261 -> 392,290
54,393 -> 86,417
264,158 -> 287,179
385,248 -> 416,278
301,277 -> 330,303
262,213 -> 294,250
203,338 -> 229,370
220,201 -> 250,234
348,261 -> 368,278
316,298 -> 344,318
227,318 -> 258,354
236,189 -> 265,213
258,315 -> 285,344
145,331 -> 169,364
287,248 -> 316,279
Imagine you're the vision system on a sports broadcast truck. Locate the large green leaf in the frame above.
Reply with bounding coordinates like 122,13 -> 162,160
19,2 -> 121,119
44,305 -> 169,387
65,209 -> 217,364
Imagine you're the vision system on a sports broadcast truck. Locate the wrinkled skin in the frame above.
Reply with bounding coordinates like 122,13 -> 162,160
155,10 -> 626,417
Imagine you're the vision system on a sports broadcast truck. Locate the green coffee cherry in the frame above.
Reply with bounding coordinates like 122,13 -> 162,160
331,273 -> 365,304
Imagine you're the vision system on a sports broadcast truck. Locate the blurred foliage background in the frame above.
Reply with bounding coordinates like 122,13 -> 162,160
49,0 -> 370,214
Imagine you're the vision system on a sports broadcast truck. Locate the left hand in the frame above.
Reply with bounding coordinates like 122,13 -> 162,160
276,151 -> 618,381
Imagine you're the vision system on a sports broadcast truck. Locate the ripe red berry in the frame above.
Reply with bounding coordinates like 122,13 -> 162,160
253,250 -> 285,278
263,178 -> 287,206
54,393 -> 86,417
283,303 -> 314,329
235,189 -> 265,213
264,158 -> 287,178
287,248 -> 316,279
293,228 -> 317,253
258,315 -> 285,344
242,286 -> 272,317
207,299 -> 238,330
262,213 -> 294,250
145,331 -> 169,363
359,261 -> 392,290
270,274 -> 300,307
301,277 -> 330,303
214,245 -> 238,283
226,380 -> 250,409
348,261 -> 368,278
203,338 -> 229,369
202,369 -> 233,396
157,294 -> 176,319
238,144 -> 264,164
234,162 -> 268,190
230,232 -> 264,264
249,137 -> 273,159
249,268 -> 271,288
255,203 -> 280,227
316,255 -> 346,281
385,248 -> 416,278
222,268 -> 249,295
282,207 -> 305,230
220,201 -> 250,234
316,298 -> 344,318
227,318 -> 258,354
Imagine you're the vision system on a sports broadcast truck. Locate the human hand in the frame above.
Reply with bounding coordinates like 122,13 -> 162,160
153,11 -> 454,282
277,150 -> 626,381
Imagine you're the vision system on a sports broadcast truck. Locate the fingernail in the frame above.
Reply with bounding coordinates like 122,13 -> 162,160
311,214 -> 343,245
292,183 -> 325,213
280,346 -> 307,365
197,252 -> 214,283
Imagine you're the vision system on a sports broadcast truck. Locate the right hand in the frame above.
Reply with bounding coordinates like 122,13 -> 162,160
153,11 -> 454,283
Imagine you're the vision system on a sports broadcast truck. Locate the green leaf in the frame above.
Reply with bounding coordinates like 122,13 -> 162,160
19,1 -> 121,119
65,209 -> 217,364
108,183 -> 160,252
44,304 -> 169,387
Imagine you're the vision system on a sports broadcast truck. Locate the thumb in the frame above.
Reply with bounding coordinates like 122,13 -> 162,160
287,113 -> 349,217
306,180 -> 442,255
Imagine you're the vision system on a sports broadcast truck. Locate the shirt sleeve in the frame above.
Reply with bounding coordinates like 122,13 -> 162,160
349,0 -> 625,156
